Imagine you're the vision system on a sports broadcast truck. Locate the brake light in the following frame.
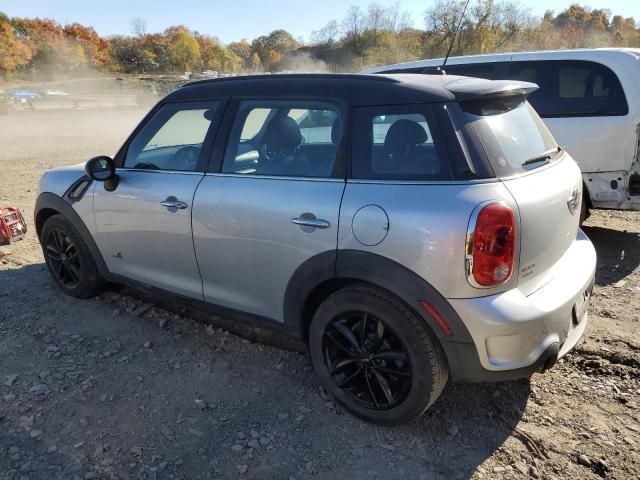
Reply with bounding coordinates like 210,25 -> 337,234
466,203 -> 516,287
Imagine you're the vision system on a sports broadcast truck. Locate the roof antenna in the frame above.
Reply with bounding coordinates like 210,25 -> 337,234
439,0 -> 471,75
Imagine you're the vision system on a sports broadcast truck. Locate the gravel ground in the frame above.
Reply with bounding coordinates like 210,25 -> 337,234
1,109 -> 639,480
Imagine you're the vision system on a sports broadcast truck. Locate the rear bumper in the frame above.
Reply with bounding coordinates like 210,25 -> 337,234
447,229 -> 596,381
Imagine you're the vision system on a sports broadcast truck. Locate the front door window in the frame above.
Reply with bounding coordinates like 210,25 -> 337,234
123,102 -> 219,172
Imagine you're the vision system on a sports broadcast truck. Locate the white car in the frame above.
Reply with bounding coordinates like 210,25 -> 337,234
367,48 -> 640,218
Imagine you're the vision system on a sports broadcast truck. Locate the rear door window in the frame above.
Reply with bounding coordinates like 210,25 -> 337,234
351,105 -> 453,180
222,100 -> 343,178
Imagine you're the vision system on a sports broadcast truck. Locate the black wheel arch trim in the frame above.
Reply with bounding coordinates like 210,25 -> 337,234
35,192 -> 109,278
284,249 -> 475,347
283,249 -> 337,337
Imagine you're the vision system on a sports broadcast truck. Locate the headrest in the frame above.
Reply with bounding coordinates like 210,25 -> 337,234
264,116 -> 302,150
384,119 -> 428,154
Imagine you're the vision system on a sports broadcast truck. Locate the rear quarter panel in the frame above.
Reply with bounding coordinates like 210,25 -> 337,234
338,180 -> 519,299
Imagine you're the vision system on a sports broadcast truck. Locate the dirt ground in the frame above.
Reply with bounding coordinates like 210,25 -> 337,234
1,109 -> 639,480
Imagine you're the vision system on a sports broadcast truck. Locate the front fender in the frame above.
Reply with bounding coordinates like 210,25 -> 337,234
34,192 -> 109,278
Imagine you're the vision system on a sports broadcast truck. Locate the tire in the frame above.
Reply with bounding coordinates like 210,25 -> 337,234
579,196 -> 589,226
309,285 -> 448,426
40,214 -> 102,298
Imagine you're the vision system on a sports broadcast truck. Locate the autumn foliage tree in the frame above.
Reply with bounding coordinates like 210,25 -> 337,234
63,23 -> 111,67
0,18 -> 32,77
165,26 -> 200,71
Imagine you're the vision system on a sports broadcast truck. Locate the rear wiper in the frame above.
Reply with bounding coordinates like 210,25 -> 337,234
522,146 -> 562,167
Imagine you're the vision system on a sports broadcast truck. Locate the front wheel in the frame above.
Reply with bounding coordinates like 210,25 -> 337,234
309,285 -> 448,426
41,214 -> 102,298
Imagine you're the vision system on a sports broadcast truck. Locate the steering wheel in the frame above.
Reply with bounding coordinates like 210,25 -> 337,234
133,161 -> 160,170
174,146 -> 201,170
258,144 -> 275,166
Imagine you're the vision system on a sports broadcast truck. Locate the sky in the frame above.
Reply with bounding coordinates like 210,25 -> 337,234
3,0 -> 640,44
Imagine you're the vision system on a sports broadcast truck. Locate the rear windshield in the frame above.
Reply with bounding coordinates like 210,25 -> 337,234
462,98 -> 559,177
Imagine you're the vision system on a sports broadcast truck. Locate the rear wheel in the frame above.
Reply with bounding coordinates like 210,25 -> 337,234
41,214 -> 102,298
309,285 -> 448,426
579,191 -> 590,226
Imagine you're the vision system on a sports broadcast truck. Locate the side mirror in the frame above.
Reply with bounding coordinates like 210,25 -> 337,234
85,155 -> 119,191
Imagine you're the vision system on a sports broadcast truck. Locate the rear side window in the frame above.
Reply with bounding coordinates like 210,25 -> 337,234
351,105 -> 453,180
508,60 -> 628,117
462,98 -> 559,177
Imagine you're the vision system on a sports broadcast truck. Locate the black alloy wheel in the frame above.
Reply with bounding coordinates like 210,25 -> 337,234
309,285 -> 448,425
45,227 -> 82,289
41,214 -> 101,298
323,312 -> 412,410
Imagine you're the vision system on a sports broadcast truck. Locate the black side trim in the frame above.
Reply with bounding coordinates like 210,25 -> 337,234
109,273 -> 305,353
63,175 -> 93,203
34,192 -> 109,277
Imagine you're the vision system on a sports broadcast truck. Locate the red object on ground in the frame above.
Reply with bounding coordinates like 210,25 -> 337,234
0,206 -> 27,245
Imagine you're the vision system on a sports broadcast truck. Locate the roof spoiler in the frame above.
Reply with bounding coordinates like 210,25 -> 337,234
444,78 -> 539,101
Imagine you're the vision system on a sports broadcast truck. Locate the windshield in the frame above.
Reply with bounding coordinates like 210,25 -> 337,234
463,98 -> 559,177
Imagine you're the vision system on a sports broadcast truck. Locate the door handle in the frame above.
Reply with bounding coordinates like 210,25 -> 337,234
160,199 -> 188,209
291,217 -> 330,229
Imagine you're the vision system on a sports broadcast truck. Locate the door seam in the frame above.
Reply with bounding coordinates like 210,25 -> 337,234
190,174 -> 208,301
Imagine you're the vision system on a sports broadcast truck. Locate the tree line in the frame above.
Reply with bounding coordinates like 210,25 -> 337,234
1,2 -> 639,79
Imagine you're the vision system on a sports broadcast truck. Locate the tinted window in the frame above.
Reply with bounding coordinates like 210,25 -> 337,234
463,98 -> 559,177
382,66 -> 428,74
509,60 -> 628,117
124,102 -> 218,171
352,105 -> 452,180
222,100 -> 342,178
444,63 -> 496,80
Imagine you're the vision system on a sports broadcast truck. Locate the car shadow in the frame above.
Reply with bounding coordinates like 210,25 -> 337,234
582,225 -> 640,286
392,379 -> 531,479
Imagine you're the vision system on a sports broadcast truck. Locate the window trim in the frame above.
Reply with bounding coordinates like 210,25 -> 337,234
114,99 -> 228,173
210,97 -> 348,180
348,102 -> 455,182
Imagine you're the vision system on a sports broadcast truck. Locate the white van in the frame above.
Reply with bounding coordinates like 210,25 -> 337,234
366,49 -> 640,217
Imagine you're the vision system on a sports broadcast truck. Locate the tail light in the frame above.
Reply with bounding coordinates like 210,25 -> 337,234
466,202 -> 516,287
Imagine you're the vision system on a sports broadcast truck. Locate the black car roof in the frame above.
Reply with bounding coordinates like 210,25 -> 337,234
165,73 -> 538,106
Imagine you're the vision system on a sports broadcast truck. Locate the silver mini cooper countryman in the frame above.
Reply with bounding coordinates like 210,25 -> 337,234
35,74 -> 596,425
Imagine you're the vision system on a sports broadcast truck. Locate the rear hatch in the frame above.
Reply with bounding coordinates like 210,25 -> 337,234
462,97 -> 582,295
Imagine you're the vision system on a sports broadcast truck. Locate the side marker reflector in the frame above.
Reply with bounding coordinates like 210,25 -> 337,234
419,300 -> 453,337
